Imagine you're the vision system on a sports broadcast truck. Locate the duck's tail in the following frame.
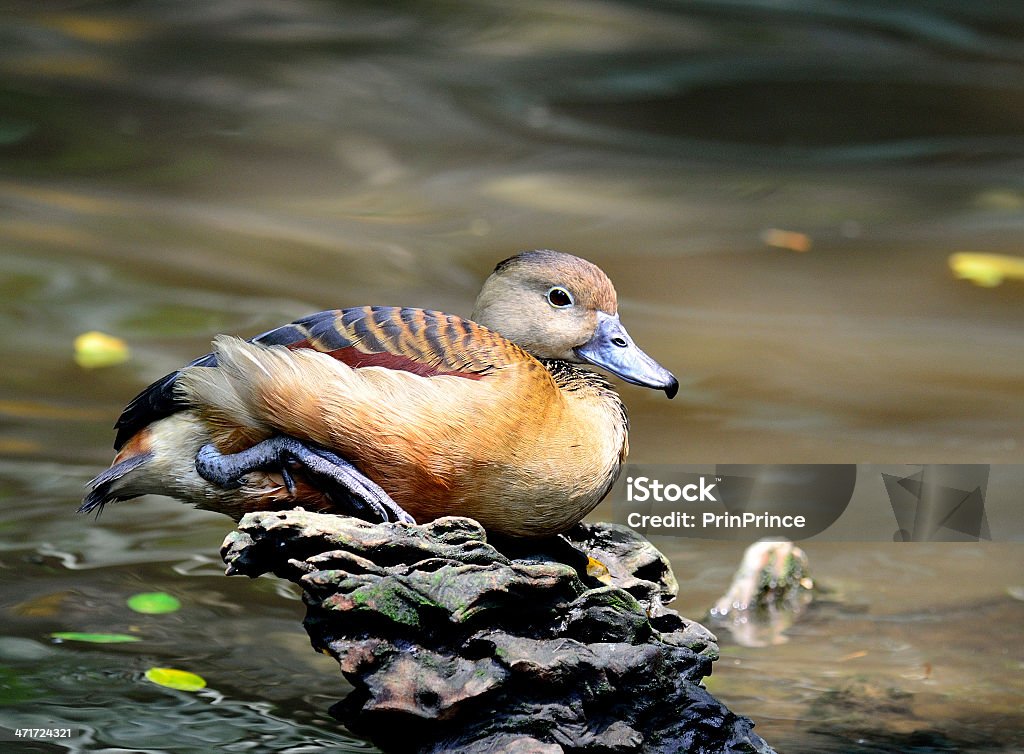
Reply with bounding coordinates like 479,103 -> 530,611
79,450 -> 154,515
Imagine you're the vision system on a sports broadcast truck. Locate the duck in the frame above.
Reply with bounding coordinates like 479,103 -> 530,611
81,250 -> 677,538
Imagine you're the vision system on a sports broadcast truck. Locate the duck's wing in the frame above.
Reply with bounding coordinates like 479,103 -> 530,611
113,306 -> 523,450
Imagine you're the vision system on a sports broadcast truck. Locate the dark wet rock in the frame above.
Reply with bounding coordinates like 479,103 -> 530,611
222,510 -> 775,754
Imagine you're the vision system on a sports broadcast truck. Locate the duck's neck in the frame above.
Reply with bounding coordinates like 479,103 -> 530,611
539,358 -> 629,435
539,359 -> 630,512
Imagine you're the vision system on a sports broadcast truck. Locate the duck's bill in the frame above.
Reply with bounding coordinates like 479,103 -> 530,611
574,312 -> 679,398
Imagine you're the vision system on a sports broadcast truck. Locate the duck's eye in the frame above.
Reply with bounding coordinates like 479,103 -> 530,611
546,286 -> 574,308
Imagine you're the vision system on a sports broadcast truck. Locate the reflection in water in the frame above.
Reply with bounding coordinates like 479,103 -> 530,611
0,2 -> 1022,751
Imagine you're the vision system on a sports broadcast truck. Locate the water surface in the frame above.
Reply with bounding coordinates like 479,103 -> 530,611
1,2 -> 1022,751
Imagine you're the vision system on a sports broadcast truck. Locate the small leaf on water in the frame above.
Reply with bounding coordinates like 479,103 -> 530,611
51,632 -> 140,644
586,557 -> 613,585
949,252 -> 1024,287
145,667 -> 206,691
127,592 -> 181,614
74,331 -> 130,369
761,228 -> 812,253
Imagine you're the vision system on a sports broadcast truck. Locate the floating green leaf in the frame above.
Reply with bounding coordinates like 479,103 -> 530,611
51,632 -> 140,644
145,667 -> 206,691
127,592 -> 181,614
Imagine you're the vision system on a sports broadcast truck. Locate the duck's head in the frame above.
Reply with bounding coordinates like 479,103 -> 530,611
472,250 -> 678,398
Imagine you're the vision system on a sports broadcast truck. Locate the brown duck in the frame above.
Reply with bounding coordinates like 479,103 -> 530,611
82,250 -> 677,537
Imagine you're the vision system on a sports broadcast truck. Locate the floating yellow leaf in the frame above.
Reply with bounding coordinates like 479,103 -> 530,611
586,557 -> 613,585
949,252 -> 1024,287
145,667 -> 206,692
761,228 -> 812,253
74,331 -> 130,369
51,632 -> 140,643
127,592 -> 181,615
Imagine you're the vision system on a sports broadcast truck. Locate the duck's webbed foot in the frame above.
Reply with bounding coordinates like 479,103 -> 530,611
195,437 -> 415,524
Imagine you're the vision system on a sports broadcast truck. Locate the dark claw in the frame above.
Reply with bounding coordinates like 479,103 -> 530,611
280,464 -> 296,496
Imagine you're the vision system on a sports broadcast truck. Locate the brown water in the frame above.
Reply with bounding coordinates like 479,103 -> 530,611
1,2 -> 1023,752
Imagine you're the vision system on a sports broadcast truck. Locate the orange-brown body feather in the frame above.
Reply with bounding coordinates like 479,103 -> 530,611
179,325 -> 626,536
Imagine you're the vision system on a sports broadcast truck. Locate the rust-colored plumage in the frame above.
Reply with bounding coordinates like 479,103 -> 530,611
84,250 -> 677,538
